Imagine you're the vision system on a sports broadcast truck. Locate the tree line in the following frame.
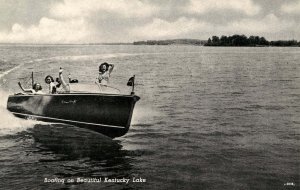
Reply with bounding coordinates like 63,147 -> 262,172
205,35 -> 300,47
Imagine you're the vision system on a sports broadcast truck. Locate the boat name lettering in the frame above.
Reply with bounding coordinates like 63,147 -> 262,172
61,100 -> 77,104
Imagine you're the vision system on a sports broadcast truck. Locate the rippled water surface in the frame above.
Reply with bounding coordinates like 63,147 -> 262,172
0,45 -> 299,190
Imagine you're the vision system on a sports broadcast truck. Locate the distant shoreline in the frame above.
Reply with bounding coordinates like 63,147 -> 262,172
133,35 -> 300,47
0,36 -> 299,47
133,39 -> 207,46
0,43 -> 133,46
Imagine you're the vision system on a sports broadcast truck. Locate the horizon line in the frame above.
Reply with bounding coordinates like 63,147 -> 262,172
0,37 -> 298,46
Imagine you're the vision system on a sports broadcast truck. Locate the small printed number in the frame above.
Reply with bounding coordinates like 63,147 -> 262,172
284,182 -> 295,186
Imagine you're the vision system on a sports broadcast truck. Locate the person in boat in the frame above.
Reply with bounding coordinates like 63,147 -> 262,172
18,82 -> 44,94
98,62 -> 114,86
44,68 -> 70,94
68,74 -> 78,83
45,75 -> 57,94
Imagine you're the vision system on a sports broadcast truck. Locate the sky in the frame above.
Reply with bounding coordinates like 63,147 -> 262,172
0,0 -> 299,43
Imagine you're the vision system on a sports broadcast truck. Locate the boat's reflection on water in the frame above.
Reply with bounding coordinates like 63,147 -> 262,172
30,123 -> 123,159
28,123 -> 135,186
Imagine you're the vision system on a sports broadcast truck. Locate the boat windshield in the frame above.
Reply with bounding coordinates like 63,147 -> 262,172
68,83 -> 120,94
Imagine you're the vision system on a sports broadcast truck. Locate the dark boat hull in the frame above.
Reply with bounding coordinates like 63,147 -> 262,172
7,93 -> 140,138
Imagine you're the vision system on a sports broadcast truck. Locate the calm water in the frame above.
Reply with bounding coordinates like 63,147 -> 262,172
0,45 -> 299,190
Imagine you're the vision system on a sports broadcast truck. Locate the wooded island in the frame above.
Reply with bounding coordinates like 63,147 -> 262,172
205,35 -> 299,47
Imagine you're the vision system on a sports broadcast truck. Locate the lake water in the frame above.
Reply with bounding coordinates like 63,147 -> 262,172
0,45 -> 299,190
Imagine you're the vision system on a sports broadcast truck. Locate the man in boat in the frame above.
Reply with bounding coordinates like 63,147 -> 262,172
18,82 -> 44,94
98,62 -> 114,86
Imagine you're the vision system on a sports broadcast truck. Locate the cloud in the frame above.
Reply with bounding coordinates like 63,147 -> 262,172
0,0 -> 298,43
50,0 -> 158,19
130,14 -> 299,40
281,1 -> 300,14
224,14 -> 299,40
222,14 -> 295,34
0,17 -> 92,43
187,0 -> 260,16
130,17 -> 209,39
0,0 -> 158,43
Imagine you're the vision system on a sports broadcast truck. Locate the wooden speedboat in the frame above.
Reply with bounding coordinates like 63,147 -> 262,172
7,75 -> 139,138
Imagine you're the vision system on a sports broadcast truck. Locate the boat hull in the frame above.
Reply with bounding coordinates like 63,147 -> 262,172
7,93 -> 140,138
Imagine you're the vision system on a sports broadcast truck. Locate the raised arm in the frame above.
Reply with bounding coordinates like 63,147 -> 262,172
108,64 -> 114,74
18,82 -> 34,93
59,68 -> 70,92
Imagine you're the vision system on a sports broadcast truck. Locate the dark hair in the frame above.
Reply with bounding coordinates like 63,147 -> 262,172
99,62 -> 109,73
45,75 -> 54,84
56,78 -> 62,88
33,83 -> 42,91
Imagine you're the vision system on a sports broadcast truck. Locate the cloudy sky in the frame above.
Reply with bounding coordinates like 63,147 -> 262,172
0,0 -> 299,43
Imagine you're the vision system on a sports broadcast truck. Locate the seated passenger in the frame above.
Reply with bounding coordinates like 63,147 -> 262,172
45,75 -> 57,94
33,83 -> 44,94
44,68 -> 70,94
18,82 -> 44,94
68,74 -> 78,83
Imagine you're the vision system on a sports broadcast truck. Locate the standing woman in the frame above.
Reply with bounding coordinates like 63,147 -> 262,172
98,62 -> 114,86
